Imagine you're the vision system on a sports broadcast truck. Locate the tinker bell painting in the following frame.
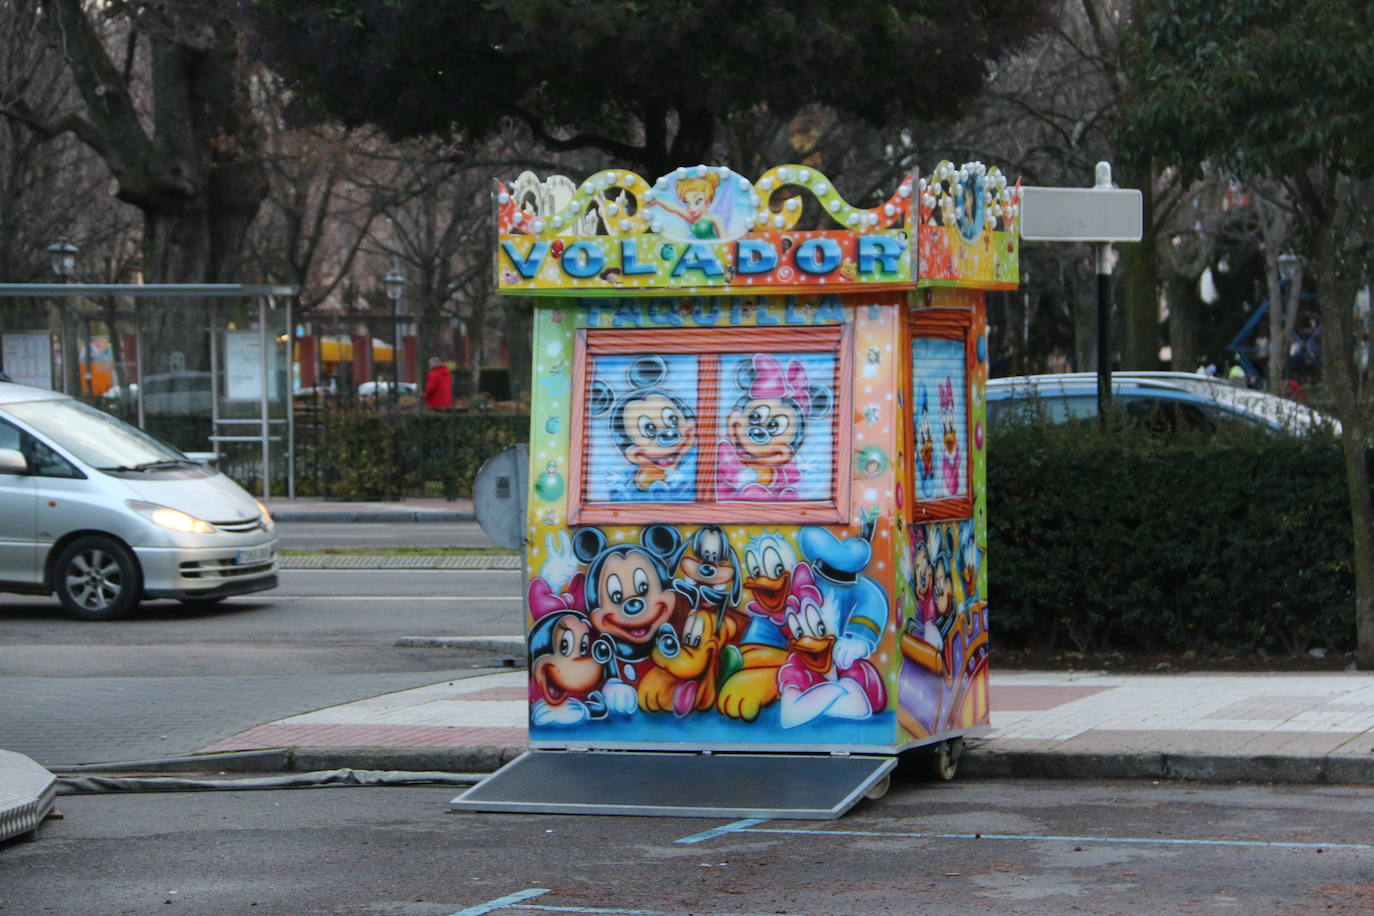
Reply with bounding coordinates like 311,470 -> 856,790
644,168 -> 756,242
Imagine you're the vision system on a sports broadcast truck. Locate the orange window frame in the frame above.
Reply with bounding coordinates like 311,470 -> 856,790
906,308 -> 975,522
567,324 -> 854,526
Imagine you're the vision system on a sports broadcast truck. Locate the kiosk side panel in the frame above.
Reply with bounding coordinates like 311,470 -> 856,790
895,288 -> 990,745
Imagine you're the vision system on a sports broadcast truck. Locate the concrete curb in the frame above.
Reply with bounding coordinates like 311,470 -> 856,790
50,747 -> 522,778
958,746 -> 1374,785
394,636 -> 525,654
272,510 -> 475,524
52,744 -> 1374,788
285,746 -> 524,774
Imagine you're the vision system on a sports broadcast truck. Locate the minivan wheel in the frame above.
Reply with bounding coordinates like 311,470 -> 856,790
54,536 -> 142,621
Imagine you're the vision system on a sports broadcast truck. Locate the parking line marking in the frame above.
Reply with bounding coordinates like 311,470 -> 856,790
710,824 -> 1374,852
449,887 -> 549,915
675,818 -> 770,845
448,885 -> 810,916
504,906 -> 673,914
516,909 -> 791,915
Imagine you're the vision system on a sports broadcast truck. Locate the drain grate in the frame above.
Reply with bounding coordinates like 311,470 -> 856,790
281,554 -> 521,570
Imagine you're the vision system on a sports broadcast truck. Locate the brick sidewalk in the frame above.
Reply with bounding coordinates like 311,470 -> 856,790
198,669 -> 1374,782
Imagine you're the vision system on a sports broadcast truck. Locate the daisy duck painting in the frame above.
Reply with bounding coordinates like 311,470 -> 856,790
939,377 -> 963,497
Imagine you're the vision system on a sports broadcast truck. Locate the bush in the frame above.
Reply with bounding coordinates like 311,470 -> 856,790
988,416 -> 1355,657
293,408 -> 528,500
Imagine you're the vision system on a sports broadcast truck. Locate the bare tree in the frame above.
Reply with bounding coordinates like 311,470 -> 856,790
2,0 -> 269,374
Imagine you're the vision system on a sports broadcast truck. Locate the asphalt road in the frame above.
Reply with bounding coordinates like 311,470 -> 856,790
5,778 -> 1373,915
0,567 -> 525,673
0,567 -> 523,766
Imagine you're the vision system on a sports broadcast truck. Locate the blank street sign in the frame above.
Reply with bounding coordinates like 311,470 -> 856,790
473,444 -> 528,551
1020,186 -> 1144,242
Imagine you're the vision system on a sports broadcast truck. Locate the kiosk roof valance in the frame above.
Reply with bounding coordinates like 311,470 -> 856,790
494,162 -> 1020,298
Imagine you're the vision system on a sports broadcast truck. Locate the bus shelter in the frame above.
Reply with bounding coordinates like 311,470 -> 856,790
0,283 -> 297,498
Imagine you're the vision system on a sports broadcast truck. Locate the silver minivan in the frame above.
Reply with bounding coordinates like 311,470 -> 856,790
0,381 -> 277,619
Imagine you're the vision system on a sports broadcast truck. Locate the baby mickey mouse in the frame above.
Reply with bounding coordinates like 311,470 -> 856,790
590,355 -> 698,501
528,609 -> 615,727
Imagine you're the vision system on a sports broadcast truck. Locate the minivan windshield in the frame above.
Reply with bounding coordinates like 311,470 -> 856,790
3,397 -> 186,470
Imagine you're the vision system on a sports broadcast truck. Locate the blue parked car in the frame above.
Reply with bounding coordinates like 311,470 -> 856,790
987,372 -> 1338,435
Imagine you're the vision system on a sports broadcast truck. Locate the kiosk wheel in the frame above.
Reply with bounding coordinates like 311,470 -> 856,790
931,737 -> 964,781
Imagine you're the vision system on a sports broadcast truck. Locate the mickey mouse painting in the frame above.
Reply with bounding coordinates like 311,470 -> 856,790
574,524 -> 688,692
589,355 -> 698,501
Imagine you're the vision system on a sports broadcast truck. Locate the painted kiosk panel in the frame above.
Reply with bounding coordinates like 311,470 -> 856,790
453,162 -> 1020,818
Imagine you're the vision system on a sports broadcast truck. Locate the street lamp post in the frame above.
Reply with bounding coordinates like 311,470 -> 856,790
1278,252 -> 1299,287
48,236 -> 79,394
382,267 -> 405,406
1093,163 -> 1115,425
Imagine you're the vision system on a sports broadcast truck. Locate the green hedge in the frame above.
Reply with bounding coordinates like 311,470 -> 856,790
97,401 -> 531,500
988,419 -> 1356,656
294,409 -> 529,500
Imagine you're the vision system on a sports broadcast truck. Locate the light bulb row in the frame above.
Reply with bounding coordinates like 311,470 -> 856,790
498,164 -> 915,237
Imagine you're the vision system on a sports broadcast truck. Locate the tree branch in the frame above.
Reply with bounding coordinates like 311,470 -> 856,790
0,96 -> 117,165
507,104 -> 648,168
41,0 -> 156,201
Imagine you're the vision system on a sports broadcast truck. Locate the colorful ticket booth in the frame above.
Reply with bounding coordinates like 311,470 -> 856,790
452,161 -> 1020,819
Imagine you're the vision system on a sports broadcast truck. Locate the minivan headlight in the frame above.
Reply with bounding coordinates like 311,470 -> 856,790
128,500 -> 215,535
255,499 -> 274,531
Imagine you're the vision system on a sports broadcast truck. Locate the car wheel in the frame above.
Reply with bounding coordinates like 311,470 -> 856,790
54,536 -> 142,621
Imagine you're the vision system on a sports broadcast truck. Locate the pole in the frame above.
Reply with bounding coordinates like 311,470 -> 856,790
287,296 -> 296,499
259,296 -> 271,501
134,300 -> 145,430
1095,162 -> 1115,425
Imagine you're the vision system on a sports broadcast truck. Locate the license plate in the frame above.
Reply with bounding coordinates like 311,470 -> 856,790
236,546 -> 274,565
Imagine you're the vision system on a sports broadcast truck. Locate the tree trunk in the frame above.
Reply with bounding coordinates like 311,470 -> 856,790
1119,242 -> 1158,368
139,193 -> 267,376
1165,272 -> 1198,371
137,21 -> 267,374
467,295 -> 489,401
1117,160 -> 1158,369
1313,228 -> 1374,667
1075,284 -> 1098,372
502,300 -> 533,408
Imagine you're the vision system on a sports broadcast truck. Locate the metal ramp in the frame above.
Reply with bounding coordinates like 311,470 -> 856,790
450,750 -> 895,820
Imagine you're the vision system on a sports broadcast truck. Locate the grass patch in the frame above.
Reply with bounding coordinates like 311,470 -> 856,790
279,546 -> 518,558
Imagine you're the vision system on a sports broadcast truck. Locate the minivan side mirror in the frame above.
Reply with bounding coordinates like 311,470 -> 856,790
0,448 -> 27,475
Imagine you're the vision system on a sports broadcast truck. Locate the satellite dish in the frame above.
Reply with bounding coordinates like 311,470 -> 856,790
473,444 -> 529,551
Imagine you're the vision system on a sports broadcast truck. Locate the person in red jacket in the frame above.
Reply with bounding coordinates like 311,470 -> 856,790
423,357 -> 453,409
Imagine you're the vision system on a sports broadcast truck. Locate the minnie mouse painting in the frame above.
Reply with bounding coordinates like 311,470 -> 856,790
716,354 -> 833,501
